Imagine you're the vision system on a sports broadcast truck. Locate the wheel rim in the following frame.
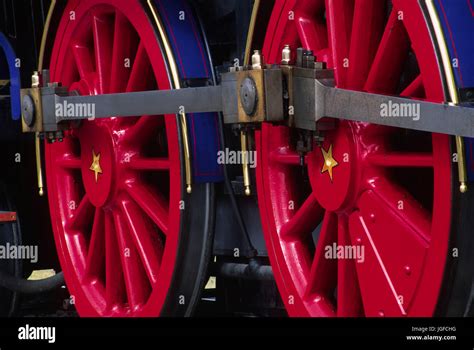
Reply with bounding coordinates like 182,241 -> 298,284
257,0 -> 452,317
46,0 -> 181,316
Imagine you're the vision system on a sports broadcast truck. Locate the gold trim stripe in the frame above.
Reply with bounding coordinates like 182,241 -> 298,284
244,0 -> 261,66
426,0 -> 467,192
147,0 -> 193,194
38,0 -> 56,72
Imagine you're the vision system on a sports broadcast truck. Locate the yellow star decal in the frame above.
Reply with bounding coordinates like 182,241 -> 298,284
321,145 -> 339,182
89,150 -> 103,183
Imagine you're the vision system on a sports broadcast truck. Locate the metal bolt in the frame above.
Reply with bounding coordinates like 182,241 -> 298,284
369,213 -> 376,223
281,45 -> 291,65
240,77 -> 258,116
31,71 -> 40,88
303,50 -> 315,68
22,95 -> 35,127
42,69 -> 50,85
314,134 -> 325,144
313,61 -> 324,69
296,48 -> 304,67
252,50 -> 263,70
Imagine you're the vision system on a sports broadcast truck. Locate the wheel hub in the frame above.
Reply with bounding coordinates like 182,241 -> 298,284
80,123 -> 116,208
308,124 -> 357,212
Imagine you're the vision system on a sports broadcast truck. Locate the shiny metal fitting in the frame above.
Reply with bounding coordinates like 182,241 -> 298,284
251,50 -> 263,70
32,71 -> 40,88
281,45 -> 291,65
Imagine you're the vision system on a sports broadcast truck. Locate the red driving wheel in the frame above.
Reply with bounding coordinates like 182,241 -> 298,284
256,0 -> 455,317
45,0 -> 212,317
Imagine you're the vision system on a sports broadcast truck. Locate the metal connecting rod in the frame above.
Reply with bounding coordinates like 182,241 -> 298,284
292,68 -> 474,138
21,67 -> 474,138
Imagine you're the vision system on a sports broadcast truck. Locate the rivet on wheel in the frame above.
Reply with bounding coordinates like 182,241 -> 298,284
369,213 -> 376,223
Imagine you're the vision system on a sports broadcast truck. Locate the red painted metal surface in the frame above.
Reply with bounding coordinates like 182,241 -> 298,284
45,0 -> 181,316
257,0 -> 452,317
0,212 -> 16,222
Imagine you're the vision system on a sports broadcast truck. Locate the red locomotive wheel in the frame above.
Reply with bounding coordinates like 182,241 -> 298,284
45,0 -> 213,317
256,0 -> 458,316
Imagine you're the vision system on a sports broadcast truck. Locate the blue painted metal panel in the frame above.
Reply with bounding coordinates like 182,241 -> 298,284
154,0 -> 223,183
435,0 -> 474,181
0,32 -> 21,120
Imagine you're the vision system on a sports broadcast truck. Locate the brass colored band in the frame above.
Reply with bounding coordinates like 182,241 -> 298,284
147,0 -> 193,194
36,0 -> 58,196
426,0 -> 468,193
244,0 -> 261,66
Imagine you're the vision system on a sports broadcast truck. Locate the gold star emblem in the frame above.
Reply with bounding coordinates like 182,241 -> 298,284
89,150 -> 103,183
321,145 -> 339,182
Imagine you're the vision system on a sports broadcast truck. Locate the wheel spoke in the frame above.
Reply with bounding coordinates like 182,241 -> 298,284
92,11 -> 113,94
401,75 -> 424,98
348,211 -> 406,316
280,194 -> 324,240
57,155 -> 82,169
366,152 -> 434,168
295,14 -> 327,53
364,9 -> 410,94
305,211 -> 337,297
126,42 -> 153,92
85,208 -> 105,279
123,115 -> 165,146
325,0 -> 354,87
126,157 -> 170,171
352,187 -> 431,314
347,0 -> 386,90
112,209 -> 150,309
104,211 -> 125,308
119,197 -> 163,285
72,44 -> 94,80
369,177 -> 431,241
68,195 -> 94,230
336,214 -> 363,316
270,148 -> 307,166
124,182 -> 169,235
110,11 -> 138,93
